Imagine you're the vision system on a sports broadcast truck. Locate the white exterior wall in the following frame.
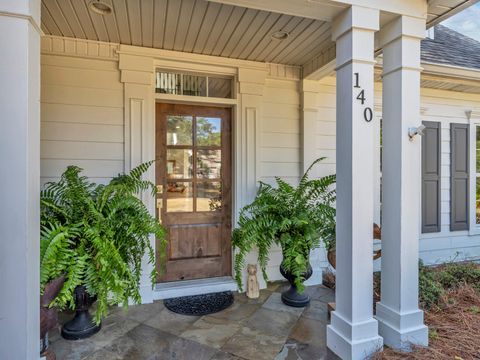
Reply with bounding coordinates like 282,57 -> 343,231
40,39 -> 480,287
418,88 -> 480,264
261,77 -> 302,280
312,76 -> 480,267
40,53 -> 124,186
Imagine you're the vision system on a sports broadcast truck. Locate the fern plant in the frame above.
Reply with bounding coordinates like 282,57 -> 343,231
40,161 -> 166,323
232,158 -> 336,293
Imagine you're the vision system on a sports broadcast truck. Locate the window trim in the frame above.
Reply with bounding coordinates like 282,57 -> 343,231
467,113 -> 480,235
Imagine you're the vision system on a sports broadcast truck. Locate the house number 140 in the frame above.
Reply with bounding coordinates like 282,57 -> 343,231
354,72 -> 373,122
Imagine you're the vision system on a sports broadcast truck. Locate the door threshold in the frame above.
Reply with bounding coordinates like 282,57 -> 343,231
153,276 -> 238,300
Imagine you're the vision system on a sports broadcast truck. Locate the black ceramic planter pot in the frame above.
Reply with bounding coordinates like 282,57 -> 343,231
279,262 -> 313,307
61,286 -> 101,340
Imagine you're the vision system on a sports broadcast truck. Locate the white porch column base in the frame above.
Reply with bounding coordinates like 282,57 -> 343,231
376,303 -> 428,350
326,6 -> 383,360
376,15 -> 428,350
328,313 -> 383,360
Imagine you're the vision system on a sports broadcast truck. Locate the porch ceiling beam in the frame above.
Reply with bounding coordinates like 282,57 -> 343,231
303,44 -> 336,80
207,0 -> 428,21
206,0 -> 346,22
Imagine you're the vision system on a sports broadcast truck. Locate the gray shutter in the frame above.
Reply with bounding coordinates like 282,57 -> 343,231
422,121 -> 441,233
450,123 -> 470,231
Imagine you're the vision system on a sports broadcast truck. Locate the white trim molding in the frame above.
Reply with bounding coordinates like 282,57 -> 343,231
467,111 -> 480,235
154,277 -> 237,300
266,63 -> 302,80
41,35 -> 119,61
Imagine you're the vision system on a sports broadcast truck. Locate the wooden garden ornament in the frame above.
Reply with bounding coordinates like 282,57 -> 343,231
246,264 -> 260,299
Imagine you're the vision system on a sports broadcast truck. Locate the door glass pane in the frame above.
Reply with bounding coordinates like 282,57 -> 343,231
197,182 -> 222,212
197,150 -> 221,179
167,116 -> 193,145
196,117 -> 221,146
167,149 -> 193,179
166,182 -> 193,212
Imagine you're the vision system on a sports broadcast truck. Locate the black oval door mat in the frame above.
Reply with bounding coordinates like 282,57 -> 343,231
164,291 -> 234,316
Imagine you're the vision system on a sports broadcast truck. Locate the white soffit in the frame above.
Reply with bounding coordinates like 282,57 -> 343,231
426,0 -> 480,27
40,0 -> 332,66
40,0 -> 478,68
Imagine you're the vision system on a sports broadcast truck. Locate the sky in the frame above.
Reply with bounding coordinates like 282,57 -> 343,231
442,3 -> 480,41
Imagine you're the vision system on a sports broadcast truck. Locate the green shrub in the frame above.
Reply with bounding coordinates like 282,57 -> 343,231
419,265 -> 444,309
436,262 -> 480,291
418,261 -> 480,309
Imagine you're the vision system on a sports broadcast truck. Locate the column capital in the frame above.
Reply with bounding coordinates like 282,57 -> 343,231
237,67 -> 267,96
0,0 -> 41,29
378,16 -> 426,48
119,53 -> 154,85
332,5 -> 379,42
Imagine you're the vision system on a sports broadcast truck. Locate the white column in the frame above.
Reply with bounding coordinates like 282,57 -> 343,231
119,51 -> 156,304
0,1 -> 41,359
376,16 -> 428,350
327,6 -> 383,360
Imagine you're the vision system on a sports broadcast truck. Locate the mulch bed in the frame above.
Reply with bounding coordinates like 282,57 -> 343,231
323,266 -> 480,359
375,285 -> 480,360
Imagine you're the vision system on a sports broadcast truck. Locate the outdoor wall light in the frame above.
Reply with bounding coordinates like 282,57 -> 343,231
271,31 -> 289,41
408,125 -> 426,141
89,1 -> 112,15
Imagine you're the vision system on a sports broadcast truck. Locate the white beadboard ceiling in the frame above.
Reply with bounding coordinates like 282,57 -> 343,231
40,0 -> 332,66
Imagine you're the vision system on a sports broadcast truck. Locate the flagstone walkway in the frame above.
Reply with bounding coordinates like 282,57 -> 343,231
49,283 -> 339,360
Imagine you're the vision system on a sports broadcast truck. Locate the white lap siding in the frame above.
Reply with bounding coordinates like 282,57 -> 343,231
313,77 -> 480,270
40,54 -> 124,186
419,88 -> 480,264
260,77 -> 302,280
39,39 -> 480,284
260,76 -> 336,283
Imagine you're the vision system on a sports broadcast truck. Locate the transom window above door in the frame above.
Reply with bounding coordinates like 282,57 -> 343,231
165,115 -> 223,212
155,70 -> 233,99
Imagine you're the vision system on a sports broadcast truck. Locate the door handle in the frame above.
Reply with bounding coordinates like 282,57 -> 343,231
156,185 -> 164,194
156,198 -> 163,223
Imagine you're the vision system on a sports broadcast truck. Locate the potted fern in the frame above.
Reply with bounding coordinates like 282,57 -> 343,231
40,161 -> 166,340
232,158 -> 336,307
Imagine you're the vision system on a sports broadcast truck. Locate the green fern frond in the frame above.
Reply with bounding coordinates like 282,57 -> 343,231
232,158 -> 336,292
39,161 -> 167,322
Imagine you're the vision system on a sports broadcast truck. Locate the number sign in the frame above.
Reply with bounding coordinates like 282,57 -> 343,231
354,72 -> 373,122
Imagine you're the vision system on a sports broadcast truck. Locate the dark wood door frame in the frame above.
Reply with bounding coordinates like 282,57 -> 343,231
155,103 -> 232,282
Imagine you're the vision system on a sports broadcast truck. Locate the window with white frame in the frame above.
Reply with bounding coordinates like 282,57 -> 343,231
155,70 -> 233,99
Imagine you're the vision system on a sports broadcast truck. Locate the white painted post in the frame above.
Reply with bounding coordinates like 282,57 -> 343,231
376,16 -> 428,350
0,1 -> 41,359
119,51 -> 156,304
236,67 -> 267,289
326,6 -> 383,360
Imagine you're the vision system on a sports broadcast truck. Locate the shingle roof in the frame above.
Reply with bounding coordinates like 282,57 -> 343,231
421,25 -> 480,70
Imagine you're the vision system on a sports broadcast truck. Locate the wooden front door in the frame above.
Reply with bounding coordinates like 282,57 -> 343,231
155,103 -> 232,282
